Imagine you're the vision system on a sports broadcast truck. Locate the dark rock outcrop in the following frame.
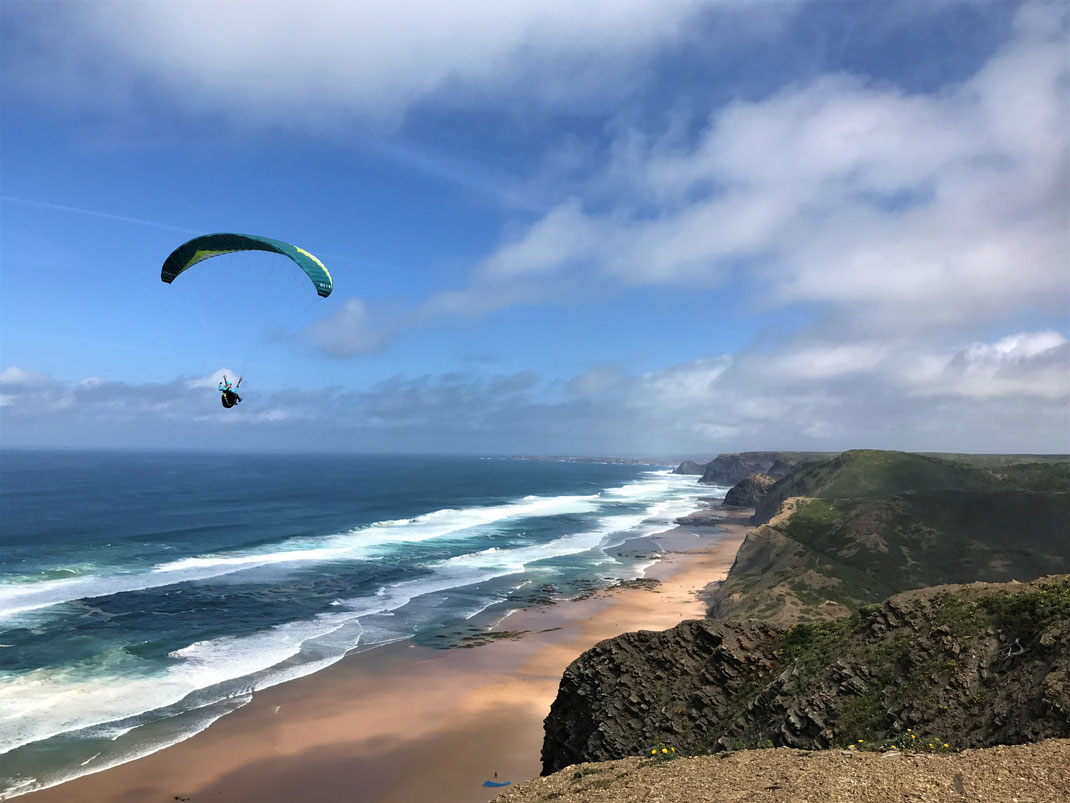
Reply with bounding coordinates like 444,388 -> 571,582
766,456 -> 801,479
698,452 -> 782,486
542,576 -> 1070,774
672,460 -> 708,475
722,474 -> 776,507
698,452 -> 832,487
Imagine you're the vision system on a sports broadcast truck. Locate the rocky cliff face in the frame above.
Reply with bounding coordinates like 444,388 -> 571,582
542,576 -> 1070,774
766,456 -> 802,479
698,452 -> 832,487
698,452 -> 782,486
722,474 -> 776,507
672,460 -> 708,475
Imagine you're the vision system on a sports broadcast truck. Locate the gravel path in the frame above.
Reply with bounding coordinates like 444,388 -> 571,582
495,739 -> 1070,803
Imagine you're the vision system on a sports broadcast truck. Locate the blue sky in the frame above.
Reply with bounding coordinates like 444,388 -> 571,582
1,0 -> 1067,455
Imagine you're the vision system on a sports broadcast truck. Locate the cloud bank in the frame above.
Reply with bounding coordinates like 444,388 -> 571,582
4,325 -> 1065,455
3,0 -> 746,127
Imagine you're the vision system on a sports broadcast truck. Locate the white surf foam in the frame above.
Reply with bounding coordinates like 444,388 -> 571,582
0,468 -> 716,795
1,474 -> 703,620
0,490 -> 685,760
0,493 -> 602,618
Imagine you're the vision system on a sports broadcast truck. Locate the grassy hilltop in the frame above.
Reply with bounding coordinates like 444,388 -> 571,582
710,450 -> 1069,623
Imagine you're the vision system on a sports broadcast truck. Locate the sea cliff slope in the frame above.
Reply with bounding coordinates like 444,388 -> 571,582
710,450 -> 1070,622
541,575 -> 1070,774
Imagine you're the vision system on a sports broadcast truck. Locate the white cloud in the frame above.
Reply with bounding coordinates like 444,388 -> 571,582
465,2 -> 1067,334
969,331 -> 1067,361
2,350 -> 1067,453
4,0 -> 741,127
186,368 -> 241,389
477,200 -> 603,281
907,331 -> 1070,400
255,409 -> 293,423
306,298 -> 390,357
0,366 -> 48,387
632,357 -> 731,412
760,343 -> 889,381
613,324 -> 1069,451
568,365 -> 625,397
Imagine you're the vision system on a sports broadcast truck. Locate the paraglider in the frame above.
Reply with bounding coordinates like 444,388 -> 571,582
160,233 -> 332,409
160,233 -> 333,297
219,375 -> 242,408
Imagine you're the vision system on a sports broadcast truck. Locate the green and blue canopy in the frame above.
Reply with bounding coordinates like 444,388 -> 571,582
160,233 -> 333,297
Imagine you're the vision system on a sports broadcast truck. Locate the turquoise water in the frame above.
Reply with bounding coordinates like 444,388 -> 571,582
0,451 -> 720,797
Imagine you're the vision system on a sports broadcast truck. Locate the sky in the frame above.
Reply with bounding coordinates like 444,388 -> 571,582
1,0 -> 1067,456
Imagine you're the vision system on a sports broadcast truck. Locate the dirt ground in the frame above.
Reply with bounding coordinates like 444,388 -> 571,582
495,739 -> 1070,803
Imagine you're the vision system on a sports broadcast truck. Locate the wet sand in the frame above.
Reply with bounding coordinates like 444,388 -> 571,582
25,514 -> 750,803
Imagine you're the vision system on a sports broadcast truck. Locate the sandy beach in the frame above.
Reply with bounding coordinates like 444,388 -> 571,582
24,513 -> 750,803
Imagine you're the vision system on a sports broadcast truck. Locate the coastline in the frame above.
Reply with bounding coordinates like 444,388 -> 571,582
23,510 -> 751,803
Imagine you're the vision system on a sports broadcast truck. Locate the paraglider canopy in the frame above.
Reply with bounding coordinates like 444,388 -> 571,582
160,233 -> 333,297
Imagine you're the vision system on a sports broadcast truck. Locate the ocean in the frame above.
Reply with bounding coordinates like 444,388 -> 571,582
0,451 -> 720,798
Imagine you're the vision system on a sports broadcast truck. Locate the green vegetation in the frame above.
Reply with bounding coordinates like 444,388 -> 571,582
991,461 -> 1070,491
766,578 -> 1070,748
978,578 -> 1070,642
779,618 -> 855,683
710,449 -> 1069,623
884,729 -> 955,753
782,499 -> 842,540
838,691 -> 886,741
572,767 -> 605,778
756,450 -> 1013,524
922,453 -> 1070,469
646,740 -> 678,761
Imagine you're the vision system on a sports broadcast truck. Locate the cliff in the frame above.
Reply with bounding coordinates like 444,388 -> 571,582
705,451 -> 1070,622
541,576 -> 1070,774
698,452 -> 831,487
722,473 -> 776,507
753,449 -> 1070,525
672,460 -> 708,475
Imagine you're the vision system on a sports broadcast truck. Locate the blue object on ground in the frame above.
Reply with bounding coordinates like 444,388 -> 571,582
483,780 -> 512,787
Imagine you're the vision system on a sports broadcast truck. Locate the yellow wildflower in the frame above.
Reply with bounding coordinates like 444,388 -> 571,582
662,748 -> 668,753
